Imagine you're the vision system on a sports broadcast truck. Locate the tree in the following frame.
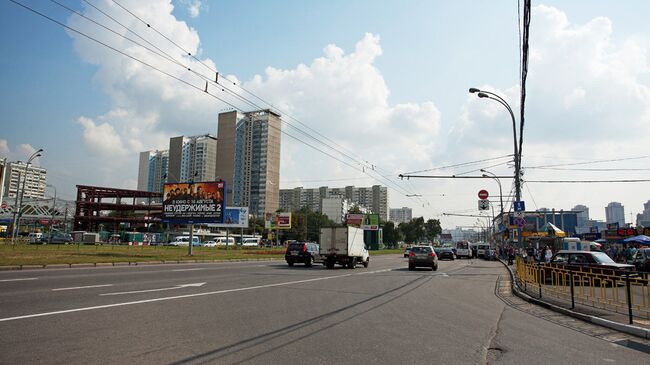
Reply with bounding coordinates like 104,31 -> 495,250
425,219 -> 442,243
382,221 -> 402,248
399,217 -> 426,243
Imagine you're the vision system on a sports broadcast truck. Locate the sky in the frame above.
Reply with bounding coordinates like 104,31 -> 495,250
1,0 -> 650,230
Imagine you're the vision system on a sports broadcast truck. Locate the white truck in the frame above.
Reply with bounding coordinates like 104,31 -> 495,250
320,227 -> 370,269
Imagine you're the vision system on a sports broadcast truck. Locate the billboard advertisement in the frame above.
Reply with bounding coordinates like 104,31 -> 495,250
347,213 -> 379,230
361,214 -> 380,230
162,181 -> 225,223
207,207 -> 249,228
265,212 -> 291,229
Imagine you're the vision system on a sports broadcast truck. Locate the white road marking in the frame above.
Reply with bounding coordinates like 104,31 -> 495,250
172,268 -> 206,272
0,278 -> 38,282
0,270 -> 404,322
100,282 -> 206,296
52,284 -> 114,291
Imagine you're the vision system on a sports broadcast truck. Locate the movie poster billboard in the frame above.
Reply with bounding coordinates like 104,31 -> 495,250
265,212 -> 291,229
162,181 -> 225,223
207,207 -> 249,228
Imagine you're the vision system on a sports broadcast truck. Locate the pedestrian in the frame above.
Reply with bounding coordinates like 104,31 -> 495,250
544,246 -> 553,263
507,245 -> 515,265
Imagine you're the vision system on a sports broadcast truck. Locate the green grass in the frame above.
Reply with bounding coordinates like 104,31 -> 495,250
0,243 -> 285,266
0,242 -> 403,266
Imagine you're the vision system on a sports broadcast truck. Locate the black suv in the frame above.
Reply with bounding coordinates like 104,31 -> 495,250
285,242 -> 321,267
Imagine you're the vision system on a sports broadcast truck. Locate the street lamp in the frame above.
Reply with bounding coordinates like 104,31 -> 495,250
470,87 -> 523,248
13,149 -> 43,242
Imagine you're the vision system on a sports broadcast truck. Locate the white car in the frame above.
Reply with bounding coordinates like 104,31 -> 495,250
203,240 -> 217,247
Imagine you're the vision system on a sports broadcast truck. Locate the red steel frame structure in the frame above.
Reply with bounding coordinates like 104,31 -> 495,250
74,185 -> 162,232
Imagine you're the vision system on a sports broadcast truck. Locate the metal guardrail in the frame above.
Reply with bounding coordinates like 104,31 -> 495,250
515,258 -> 650,324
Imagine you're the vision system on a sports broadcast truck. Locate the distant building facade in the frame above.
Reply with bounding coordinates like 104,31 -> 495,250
637,199 -> 650,227
572,204 -> 589,227
137,150 -> 169,194
2,161 -> 47,199
321,196 -> 351,223
389,207 -> 412,225
605,202 -> 625,227
279,185 -> 388,221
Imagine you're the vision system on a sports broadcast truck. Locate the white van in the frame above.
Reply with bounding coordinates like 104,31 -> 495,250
241,237 -> 261,247
170,236 -> 200,246
215,237 -> 235,246
455,241 -> 472,258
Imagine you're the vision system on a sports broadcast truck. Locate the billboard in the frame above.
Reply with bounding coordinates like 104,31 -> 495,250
207,207 -> 249,228
347,213 -> 379,230
162,181 -> 225,223
265,212 -> 291,229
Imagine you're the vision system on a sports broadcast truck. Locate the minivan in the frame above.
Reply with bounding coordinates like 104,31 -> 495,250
170,236 -> 201,246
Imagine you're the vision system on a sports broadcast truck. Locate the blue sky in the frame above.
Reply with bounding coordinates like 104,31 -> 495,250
2,0 -> 650,228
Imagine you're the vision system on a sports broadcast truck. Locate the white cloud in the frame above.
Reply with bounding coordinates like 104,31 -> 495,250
244,33 -> 442,188
179,0 -> 205,18
0,140 -> 42,166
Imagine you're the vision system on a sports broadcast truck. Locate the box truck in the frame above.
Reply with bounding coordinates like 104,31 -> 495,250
320,227 -> 369,269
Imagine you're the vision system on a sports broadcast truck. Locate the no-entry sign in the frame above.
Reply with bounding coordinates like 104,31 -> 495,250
478,190 -> 489,199
1,201 -> 6,209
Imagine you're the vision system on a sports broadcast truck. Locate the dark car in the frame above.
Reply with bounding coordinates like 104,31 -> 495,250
550,250 -> 635,272
285,242 -> 321,267
408,245 -> 438,271
437,247 -> 456,260
484,248 -> 497,261
631,248 -> 650,272
40,231 -> 73,244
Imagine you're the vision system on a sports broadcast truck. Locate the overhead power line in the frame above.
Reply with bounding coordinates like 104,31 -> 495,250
9,0 -> 432,206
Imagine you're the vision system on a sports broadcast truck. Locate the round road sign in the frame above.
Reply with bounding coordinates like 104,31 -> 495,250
478,190 -> 489,199
1,201 -> 6,209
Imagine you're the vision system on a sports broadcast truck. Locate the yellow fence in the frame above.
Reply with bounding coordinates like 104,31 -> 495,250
515,258 -> 650,321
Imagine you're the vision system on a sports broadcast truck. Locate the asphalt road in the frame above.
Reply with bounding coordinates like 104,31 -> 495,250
1,255 -> 648,364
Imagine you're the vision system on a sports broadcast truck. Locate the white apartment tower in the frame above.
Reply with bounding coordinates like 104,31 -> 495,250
605,202 -> 625,227
2,161 -> 47,199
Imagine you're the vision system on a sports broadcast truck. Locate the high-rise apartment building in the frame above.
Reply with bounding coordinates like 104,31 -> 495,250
605,202 -> 625,227
137,150 -> 168,194
168,134 -> 217,183
390,207 -> 413,224
2,161 -> 47,199
279,185 -> 389,221
572,204 -> 589,227
217,110 -> 281,217
138,134 -> 217,196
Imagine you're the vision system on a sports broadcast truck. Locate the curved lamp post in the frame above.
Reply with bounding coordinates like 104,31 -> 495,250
46,183 -> 56,244
13,149 -> 43,242
481,169 -> 504,217
470,87 -> 523,248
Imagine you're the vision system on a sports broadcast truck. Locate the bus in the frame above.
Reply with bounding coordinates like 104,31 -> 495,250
455,241 -> 472,259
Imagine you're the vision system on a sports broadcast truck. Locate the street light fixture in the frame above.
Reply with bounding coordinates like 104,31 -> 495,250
12,149 -> 43,242
470,87 -> 523,248
481,169 -> 504,217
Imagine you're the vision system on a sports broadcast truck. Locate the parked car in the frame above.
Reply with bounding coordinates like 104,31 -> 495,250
39,231 -> 72,244
169,236 -> 200,246
241,237 -> 261,247
203,240 -> 217,247
437,247 -> 456,261
408,245 -> 438,271
484,248 -> 497,261
631,248 -> 650,272
285,242 -> 321,267
549,250 -> 635,272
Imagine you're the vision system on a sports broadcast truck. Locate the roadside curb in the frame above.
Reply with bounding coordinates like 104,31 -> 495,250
0,258 -> 283,271
499,259 -> 650,340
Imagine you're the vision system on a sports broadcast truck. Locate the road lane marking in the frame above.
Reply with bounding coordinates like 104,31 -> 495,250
0,278 -> 38,282
52,284 -> 114,291
0,270 -> 405,322
172,268 -> 206,272
100,282 -> 206,296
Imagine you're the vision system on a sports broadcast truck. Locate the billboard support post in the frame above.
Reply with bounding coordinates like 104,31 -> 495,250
188,223 -> 194,256
226,228 -> 230,250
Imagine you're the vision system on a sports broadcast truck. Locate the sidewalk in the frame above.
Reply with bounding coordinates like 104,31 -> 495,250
500,259 -> 650,340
